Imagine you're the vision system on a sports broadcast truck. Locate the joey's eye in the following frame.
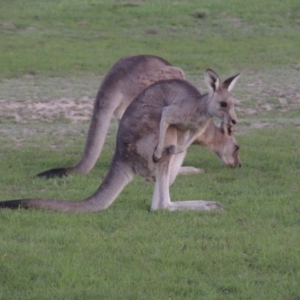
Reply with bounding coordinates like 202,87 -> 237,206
235,145 -> 239,152
220,101 -> 227,108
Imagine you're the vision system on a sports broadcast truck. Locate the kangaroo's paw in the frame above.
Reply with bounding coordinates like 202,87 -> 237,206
153,146 -> 162,162
153,145 -> 177,162
166,145 -> 186,155
36,167 -> 69,179
166,145 -> 176,155
153,153 -> 160,163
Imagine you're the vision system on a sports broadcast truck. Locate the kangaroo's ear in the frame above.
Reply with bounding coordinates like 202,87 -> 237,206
223,73 -> 240,92
205,69 -> 221,93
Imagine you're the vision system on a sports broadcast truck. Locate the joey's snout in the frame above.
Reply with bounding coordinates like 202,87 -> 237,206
226,161 -> 242,168
222,158 -> 241,168
216,150 -> 241,169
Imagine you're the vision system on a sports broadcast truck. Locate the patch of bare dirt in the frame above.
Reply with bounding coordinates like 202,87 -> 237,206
0,75 -> 101,123
0,97 -> 93,123
226,68 -> 300,117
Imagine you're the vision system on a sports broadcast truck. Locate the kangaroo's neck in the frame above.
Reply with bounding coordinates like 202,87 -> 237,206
198,93 -> 212,119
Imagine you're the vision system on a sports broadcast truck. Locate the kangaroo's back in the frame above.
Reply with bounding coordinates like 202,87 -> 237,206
100,55 -> 185,107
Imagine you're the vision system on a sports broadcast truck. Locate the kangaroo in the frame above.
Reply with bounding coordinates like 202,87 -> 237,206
0,70 -> 240,211
36,55 -> 186,178
36,55 -> 237,179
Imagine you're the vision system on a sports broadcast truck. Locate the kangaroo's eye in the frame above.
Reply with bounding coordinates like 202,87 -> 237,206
220,101 -> 227,108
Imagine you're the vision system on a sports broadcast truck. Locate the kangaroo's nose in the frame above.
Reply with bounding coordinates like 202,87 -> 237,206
232,119 -> 237,125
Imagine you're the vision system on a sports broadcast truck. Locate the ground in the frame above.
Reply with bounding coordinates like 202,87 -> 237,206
0,69 -> 299,130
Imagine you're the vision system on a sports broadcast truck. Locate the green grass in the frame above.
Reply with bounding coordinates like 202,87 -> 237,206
1,126 -> 300,299
1,0 -> 299,78
1,0 -> 300,299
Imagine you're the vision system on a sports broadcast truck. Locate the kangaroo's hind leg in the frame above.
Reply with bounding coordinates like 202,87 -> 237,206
151,156 -> 172,211
152,151 -> 224,211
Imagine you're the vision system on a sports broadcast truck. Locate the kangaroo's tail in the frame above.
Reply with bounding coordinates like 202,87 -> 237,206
36,90 -> 119,179
2,160 -> 134,212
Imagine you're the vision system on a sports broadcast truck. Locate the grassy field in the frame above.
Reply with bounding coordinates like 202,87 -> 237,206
1,0 -> 300,299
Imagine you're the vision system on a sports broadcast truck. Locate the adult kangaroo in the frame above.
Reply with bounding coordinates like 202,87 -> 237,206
36,55 -> 238,179
0,69 -> 240,211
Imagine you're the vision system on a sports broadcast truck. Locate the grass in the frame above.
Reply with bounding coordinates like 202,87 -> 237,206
1,126 -> 300,299
1,0 -> 300,78
1,0 -> 300,299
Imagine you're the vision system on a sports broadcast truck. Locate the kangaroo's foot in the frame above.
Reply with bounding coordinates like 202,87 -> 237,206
168,200 -> 224,211
178,166 -> 205,175
36,167 -> 69,179
0,199 -> 27,209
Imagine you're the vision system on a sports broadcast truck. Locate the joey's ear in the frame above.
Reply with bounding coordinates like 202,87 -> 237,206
220,122 -> 232,136
205,69 -> 220,93
223,73 -> 240,92
220,122 -> 226,135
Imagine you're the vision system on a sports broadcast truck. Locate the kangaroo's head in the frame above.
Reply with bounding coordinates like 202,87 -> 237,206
215,122 -> 241,168
205,69 -> 240,127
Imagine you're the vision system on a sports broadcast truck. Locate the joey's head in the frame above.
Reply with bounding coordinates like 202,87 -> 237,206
214,122 -> 241,168
205,69 -> 240,127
